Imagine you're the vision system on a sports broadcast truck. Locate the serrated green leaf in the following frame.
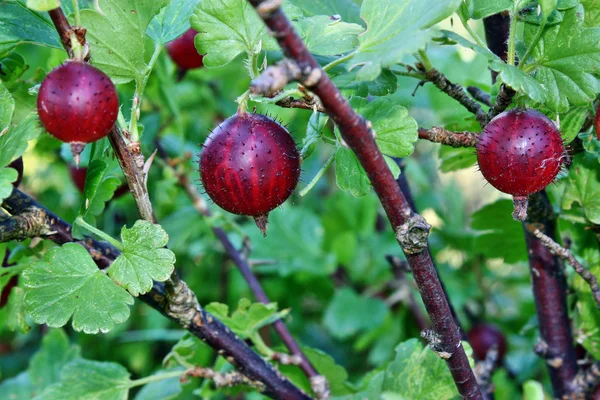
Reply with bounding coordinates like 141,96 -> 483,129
302,111 -> 328,159
560,107 -> 588,143
323,288 -> 389,339
469,0 -> 513,19
0,167 -> 17,203
245,205 -> 337,277
287,0 -> 362,25
524,6 -> 600,112
146,0 -> 199,45
582,0 -> 600,27
523,380 -> 545,399
80,0 -> 168,84
23,243 -> 133,333
0,0 -> 62,58
79,159 -> 122,219
205,298 -> 289,339
0,81 -> 14,131
335,146 -> 371,197
134,369 -> 183,400
0,113 -> 42,167
294,16 -> 364,56
575,262 -> 600,358
35,359 -> 130,400
349,0 -> 462,81
108,220 -> 175,296
0,372 -> 33,400
190,0 -> 265,68
29,329 -> 81,392
471,199 -> 528,263
6,286 -> 29,333
562,153 -> 600,224
26,0 -> 60,12
438,146 -> 477,172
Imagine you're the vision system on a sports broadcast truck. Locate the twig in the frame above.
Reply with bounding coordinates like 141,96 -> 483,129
184,367 -> 266,390
155,143 -> 326,396
487,84 -> 516,121
467,86 -> 492,106
526,224 -> 600,309
1,189 -> 311,400
275,97 -> 325,113
423,69 -> 488,127
247,1 -> 481,398
473,346 -> 498,394
418,127 -> 479,148
571,361 -> 600,393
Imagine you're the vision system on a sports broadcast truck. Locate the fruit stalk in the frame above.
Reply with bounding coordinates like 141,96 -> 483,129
247,1 -> 482,398
1,189 -> 312,400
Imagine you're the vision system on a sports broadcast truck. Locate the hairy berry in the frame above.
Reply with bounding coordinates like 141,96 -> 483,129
167,29 -> 204,70
199,113 -> 300,234
37,62 -> 119,161
467,324 -> 507,363
476,108 -> 564,220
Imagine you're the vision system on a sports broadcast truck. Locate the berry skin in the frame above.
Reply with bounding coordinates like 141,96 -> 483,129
467,324 -> 507,363
476,108 -> 565,220
167,29 -> 204,70
199,113 -> 300,234
37,62 -> 119,160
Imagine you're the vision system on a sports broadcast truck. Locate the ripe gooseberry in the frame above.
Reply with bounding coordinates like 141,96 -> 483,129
167,29 -> 205,70
476,108 -> 565,221
37,62 -> 119,163
199,112 -> 301,235
467,323 -> 508,364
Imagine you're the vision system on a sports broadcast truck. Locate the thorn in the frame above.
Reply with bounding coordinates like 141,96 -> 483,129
143,149 -> 158,187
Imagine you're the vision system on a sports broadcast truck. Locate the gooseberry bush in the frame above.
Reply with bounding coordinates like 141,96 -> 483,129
1,0 -> 600,399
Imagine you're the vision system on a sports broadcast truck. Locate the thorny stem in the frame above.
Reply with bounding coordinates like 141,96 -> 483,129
75,216 -> 123,251
299,153 -> 335,196
247,1 -> 481,398
1,189 -> 312,400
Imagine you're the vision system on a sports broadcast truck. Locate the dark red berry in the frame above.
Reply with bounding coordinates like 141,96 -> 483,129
199,112 -> 300,234
467,323 -> 507,364
167,29 -> 205,70
476,108 -> 564,220
37,62 -> 119,161
8,157 -> 23,188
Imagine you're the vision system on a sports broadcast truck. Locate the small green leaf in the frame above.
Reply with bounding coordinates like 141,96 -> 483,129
438,146 -> 477,172
581,0 -> 600,27
26,0 -> 60,12
205,298 -> 289,339
80,0 -> 169,84
108,220 -> 176,296
0,0 -> 62,58
0,81 -> 15,131
302,112 -> 329,159
6,286 -> 29,333
287,0 -> 362,25
147,0 -> 200,45
79,159 -> 122,219
190,0 -> 266,68
562,153 -> 600,224
323,288 -> 389,339
36,359 -> 130,400
522,380 -> 545,399
23,243 -> 133,333
0,167 -> 17,203
335,146 -> 371,197
28,329 -> 81,392
560,107 -> 588,143
0,113 -> 42,167
0,372 -> 33,400
469,0 -> 513,19
350,0 -> 462,80
134,369 -> 183,400
294,16 -> 364,56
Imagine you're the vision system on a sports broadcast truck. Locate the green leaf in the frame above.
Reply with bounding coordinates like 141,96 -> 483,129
245,206 -> 337,277
438,146 -> 477,172
36,359 -> 130,400
471,199 -> 528,263
381,339 -> 458,399
287,0 -> 363,25
205,298 -> 289,339
147,0 -> 199,45
0,372 -> 33,400
190,0 -> 265,68
560,107 -> 588,143
323,288 -> 389,339
134,369 -> 183,400
0,0 -> 62,58
562,153 -> 600,224
524,6 -> 600,112
78,159 -> 122,220
0,113 -> 42,167
302,112 -> 328,159
0,167 -> 17,204
164,333 -> 213,369
294,16 -> 364,56
335,146 -> 371,197
523,380 -> 545,399
80,0 -> 169,84
575,261 -> 600,358
0,81 -> 15,131
540,0 -> 558,21
581,0 -> 600,27
28,329 -> 81,393
26,0 -> 60,12
350,0 -> 462,81
6,286 -> 29,333
108,220 -> 176,296
469,0 -> 513,19
23,243 -> 133,333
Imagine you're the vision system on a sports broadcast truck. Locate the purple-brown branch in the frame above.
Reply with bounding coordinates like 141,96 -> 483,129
1,189 -> 311,400
247,1 -> 481,398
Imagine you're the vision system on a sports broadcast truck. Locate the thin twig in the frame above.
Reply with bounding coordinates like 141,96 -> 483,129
418,127 -> 479,148
247,1 -> 481,398
571,361 -> 600,393
526,224 -> 600,308
488,84 -> 516,121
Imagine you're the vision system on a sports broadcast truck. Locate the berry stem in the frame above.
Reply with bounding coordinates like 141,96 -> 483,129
75,216 -> 124,251
299,152 -> 335,197
71,0 -> 81,26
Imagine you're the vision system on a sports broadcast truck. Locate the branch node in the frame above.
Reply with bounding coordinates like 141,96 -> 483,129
185,366 -> 266,391
256,0 -> 283,18
395,213 -> 431,255
310,375 -> 331,400
250,59 -> 301,96
421,330 -> 453,359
